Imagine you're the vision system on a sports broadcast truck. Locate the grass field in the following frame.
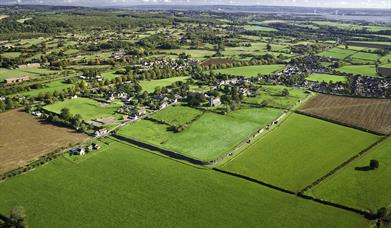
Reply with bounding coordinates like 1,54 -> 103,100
0,140 -> 368,227
318,47 -> 357,60
308,137 -> 391,212
149,105 -> 203,126
214,65 -> 284,77
306,73 -> 347,83
0,68 -> 38,81
118,108 -> 283,161
139,76 -> 189,93
0,52 -> 21,59
222,113 -> 380,192
44,98 -> 122,121
0,109 -> 88,174
244,85 -> 309,109
243,25 -> 278,32
17,81 -> 74,97
336,65 -> 378,77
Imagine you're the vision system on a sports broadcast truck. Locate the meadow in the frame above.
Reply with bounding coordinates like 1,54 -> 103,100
214,65 -> 284,77
139,76 -> 189,93
118,107 -> 283,161
44,97 -> 122,121
336,65 -> 378,77
306,73 -> 347,83
244,85 -> 309,109
308,137 -> 391,212
318,47 -> 357,60
0,140 -> 368,227
148,105 -> 203,126
17,80 -> 74,97
243,25 -> 278,32
0,68 -> 39,81
222,113 -> 380,192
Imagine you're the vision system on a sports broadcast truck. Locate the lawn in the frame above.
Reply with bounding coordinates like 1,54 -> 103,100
0,140 -> 368,227
307,137 -> 391,212
244,85 -> 309,109
139,76 -> 189,93
306,73 -> 347,83
336,65 -> 378,77
44,97 -> 122,121
118,107 -> 283,161
222,113 -> 380,192
214,65 -> 284,77
149,105 -> 203,126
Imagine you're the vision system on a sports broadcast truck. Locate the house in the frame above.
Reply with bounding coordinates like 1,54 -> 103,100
94,128 -> 108,137
160,102 -> 168,110
209,96 -> 221,107
129,114 -> 139,122
31,111 -> 42,117
69,148 -> 85,156
4,76 -> 31,84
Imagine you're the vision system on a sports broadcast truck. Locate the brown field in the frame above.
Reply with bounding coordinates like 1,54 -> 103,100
0,109 -> 89,174
378,67 -> 391,78
299,94 -> 391,135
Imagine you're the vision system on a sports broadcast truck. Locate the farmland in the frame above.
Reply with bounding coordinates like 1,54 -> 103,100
0,109 -> 88,174
243,25 -> 278,32
139,76 -> 189,93
306,73 -> 347,83
307,137 -> 391,212
118,107 -> 283,161
148,105 -> 203,126
336,65 -> 378,77
44,98 -> 122,122
17,80 -> 74,97
214,65 -> 284,77
299,94 -> 391,135
221,113 -> 380,192
0,140 -> 368,227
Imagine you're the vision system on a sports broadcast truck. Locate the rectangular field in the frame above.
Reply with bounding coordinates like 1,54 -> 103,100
221,113 -> 380,192
0,109 -> 88,174
149,105 -> 203,126
118,107 -> 283,161
139,76 -> 189,93
0,140 -> 367,228
299,94 -> 391,135
306,73 -> 347,83
307,137 -> 391,212
336,65 -> 378,77
214,65 -> 284,77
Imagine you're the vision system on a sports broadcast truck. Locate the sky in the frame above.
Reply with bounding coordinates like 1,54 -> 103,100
6,0 -> 391,8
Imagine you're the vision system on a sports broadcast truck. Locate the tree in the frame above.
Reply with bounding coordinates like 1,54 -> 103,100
281,88 -> 290,97
370,159 -> 379,170
266,43 -> 272,52
7,206 -> 27,228
60,108 -> 72,121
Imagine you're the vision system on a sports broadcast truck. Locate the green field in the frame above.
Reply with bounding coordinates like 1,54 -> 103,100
0,52 -> 21,59
0,68 -> 38,81
0,140 -> 368,227
139,76 -> 189,93
118,108 -> 283,161
17,80 -> 74,97
44,97 -> 122,121
306,73 -> 347,83
243,25 -> 278,32
244,85 -> 309,109
308,137 -> 391,212
222,113 -> 380,192
214,65 -> 284,77
318,47 -> 357,60
149,105 -> 203,126
336,65 -> 378,77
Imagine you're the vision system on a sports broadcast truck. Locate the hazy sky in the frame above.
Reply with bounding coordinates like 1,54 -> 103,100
8,0 -> 391,8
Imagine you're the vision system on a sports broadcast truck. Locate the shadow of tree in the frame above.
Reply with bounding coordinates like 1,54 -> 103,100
355,166 -> 373,171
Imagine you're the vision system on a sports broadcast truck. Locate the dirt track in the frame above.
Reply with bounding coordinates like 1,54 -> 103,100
0,109 -> 89,174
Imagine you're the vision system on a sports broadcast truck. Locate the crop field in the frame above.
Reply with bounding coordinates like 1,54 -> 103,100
44,98 -> 122,122
307,137 -> 391,212
0,140 -> 368,227
0,109 -> 88,174
244,85 -> 310,109
306,73 -> 347,83
336,65 -> 378,77
214,65 -> 284,77
149,105 -> 203,126
299,94 -> 391,135
222,113 -> 380,192
118,108 -> 283,161
140,76 -> 189,93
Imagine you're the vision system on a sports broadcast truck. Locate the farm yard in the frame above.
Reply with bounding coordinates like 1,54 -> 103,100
307,137 -> 391,212
221,113 -> 380,192
117,107 -> 283,162
0,109 -> 88,174
214,65 -> 284,77
299,94 -> 391,135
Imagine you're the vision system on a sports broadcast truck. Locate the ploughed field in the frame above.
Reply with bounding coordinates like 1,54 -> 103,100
0,139 -> 369,228
221,113 -> 380,192
0,109 -> 88,174
299,94 -> 391,135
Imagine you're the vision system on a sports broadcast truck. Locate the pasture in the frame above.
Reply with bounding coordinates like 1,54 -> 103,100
306,73 -> 347,83
299,94 -> 391,135
308,137 -> 391,212
336,65 -> 378,77
0,140 -> 368,227
44,98 -> 122,122
214,64 -> 284,77
222,113 -> 380,192
318,47 -> 356,60
139,76 -> 189,93
149,105 -> 203,126
17,80 -> 74,97
0,109 -> 88,174
243,25 -> 278,32
0,68 -> 38,81
118,107 -> 283,161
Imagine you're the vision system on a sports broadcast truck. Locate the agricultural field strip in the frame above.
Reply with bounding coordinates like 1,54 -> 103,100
300,100 -> 391,111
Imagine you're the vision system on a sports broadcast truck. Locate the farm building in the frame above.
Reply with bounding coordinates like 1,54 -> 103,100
4,76 -> 31,84
69,148 -> 85,156
209,96 -> 222,107
18,63 -> 41,68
